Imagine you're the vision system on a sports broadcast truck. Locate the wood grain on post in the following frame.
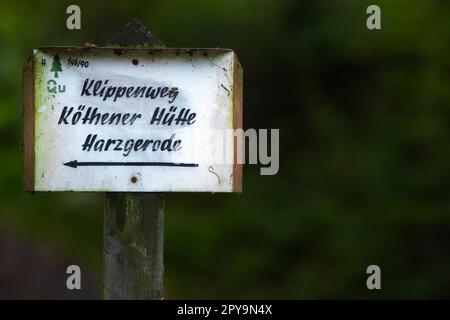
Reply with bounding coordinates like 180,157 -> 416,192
103,19 -> 165,300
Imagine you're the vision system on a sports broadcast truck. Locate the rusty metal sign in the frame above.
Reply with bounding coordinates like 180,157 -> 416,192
23,47 -> 242,192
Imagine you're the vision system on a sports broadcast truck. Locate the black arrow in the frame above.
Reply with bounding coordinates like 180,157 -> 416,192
64,160 -> 198,168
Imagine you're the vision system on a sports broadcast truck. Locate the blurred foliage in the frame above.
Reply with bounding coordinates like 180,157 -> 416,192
1,0 -> 450,298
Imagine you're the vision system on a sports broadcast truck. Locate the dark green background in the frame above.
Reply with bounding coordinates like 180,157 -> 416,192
1,0 -> 450,298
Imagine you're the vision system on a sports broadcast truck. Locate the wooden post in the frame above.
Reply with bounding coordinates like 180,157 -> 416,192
103,19 -> 165,300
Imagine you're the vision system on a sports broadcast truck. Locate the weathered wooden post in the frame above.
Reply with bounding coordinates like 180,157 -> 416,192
104,192 -> 164,299
103,19 -> 165,300
23,18 -> 242,301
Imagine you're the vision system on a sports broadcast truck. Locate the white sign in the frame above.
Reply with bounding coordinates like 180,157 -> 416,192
23,48 -> 243,192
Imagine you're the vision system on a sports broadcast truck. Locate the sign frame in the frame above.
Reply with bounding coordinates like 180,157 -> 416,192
22,47 -> 243,193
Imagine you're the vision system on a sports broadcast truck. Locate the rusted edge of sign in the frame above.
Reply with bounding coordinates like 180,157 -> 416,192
233,53 -> 243,193
32,46 -> 234,54
22,53 -> 35,192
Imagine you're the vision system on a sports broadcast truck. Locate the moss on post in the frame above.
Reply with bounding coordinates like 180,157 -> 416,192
104,193 -> 164,299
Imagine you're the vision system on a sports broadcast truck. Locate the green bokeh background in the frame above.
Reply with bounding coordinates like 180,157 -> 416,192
1,0 -> 450,298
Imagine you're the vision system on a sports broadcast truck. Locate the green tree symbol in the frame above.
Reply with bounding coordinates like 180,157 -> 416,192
51,55 -> 62,78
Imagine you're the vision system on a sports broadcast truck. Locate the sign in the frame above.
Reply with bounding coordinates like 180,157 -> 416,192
23,48 -> 243,192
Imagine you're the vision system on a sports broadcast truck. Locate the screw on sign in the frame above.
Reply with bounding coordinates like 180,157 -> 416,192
22,19 -> 243,299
